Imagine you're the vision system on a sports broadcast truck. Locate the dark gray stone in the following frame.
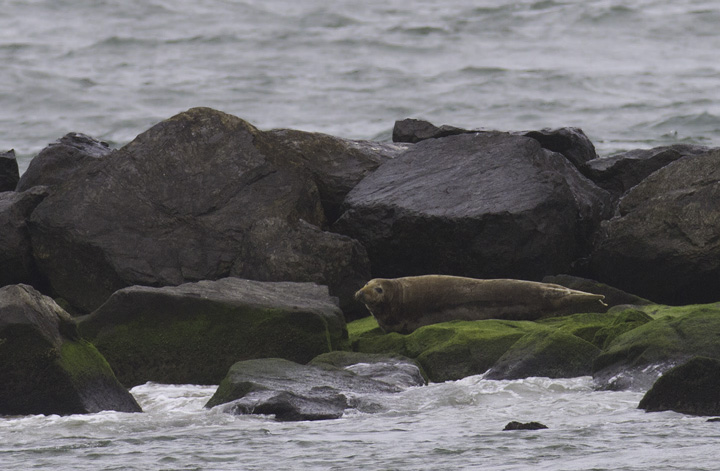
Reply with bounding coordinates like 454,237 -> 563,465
0,284 -> 141,416
206,357 -> 415,421
589,149 -> 720,305
335,132 -> 612,281
0,150 -> 19,192
639,357 -> 720,416
392,118 -> 474,143
28,108 -> 370,313
583,144 -> 711,202
541,274 -> 653,306
520,127 -> 597,168
503,421 -> 548,431
0,187 -> 49,288
16,133 -> 113,192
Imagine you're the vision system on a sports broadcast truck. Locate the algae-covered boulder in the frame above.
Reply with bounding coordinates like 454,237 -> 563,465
485,329 -> 600,380
78,278 -> 346,387
638,357 -> 720,416
348,308 -> 651,383
0,284 -> 141,415
593,304 -> 720,390
205,357 -> 418,421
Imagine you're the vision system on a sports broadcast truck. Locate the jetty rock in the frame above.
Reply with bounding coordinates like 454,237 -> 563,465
589,148 -> 720,305
334,131 -> 612,281
78,278 -> 347,387
0,186 -> 49,288
581,143 -> 712,203
0,149 -> 19,192
16,133 -> 113,193
205,354 -> 424,421
0,284 -> 141,416
639,356 -> 720,416
24,107 -> 406,316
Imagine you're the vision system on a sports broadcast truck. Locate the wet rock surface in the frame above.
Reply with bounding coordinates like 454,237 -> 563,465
78,278 -> 346,387
0,284 -> 140,416
206,355 -> 424,421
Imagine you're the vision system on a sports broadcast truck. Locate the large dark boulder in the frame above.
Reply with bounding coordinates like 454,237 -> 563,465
266,128 -> 408,223
334,132 -> 612,280
28,108 -> 371,314
639,356 -> 720,416
16,133 -> 113,192
589,149 -> 720,305
583,144 -> 711,202
77,278 -> 347,387
541,274 -> 653,306
0,284 -> 141,416
0,150 -> 19,191
0,187 -> 49,288
205,356 -> 423,421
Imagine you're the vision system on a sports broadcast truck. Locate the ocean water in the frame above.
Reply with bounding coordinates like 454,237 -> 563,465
3,0 -> 720,174
3,0 -> 720,469
1,378 -> 718,471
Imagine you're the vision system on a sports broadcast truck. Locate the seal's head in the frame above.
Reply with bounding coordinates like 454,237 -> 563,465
354,279 -> 396,313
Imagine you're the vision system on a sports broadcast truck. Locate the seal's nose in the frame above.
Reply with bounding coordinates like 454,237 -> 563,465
355,289 -> 365,302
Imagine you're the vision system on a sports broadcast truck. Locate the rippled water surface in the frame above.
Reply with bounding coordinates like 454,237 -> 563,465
2,0 -> 720,173
2,378 -> 718,470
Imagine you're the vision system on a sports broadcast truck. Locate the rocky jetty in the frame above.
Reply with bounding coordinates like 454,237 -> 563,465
5,108 -> 720,403
0,284 -> 140,416
78,278 -> 347,387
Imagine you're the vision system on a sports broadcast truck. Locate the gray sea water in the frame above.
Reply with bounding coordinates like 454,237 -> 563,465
3,0 -> 720,174
3,0 -> 720,469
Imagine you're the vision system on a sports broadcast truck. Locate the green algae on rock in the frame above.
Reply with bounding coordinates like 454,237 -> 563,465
593,303 -> 720,390
78,278 -> 347,387
0,284 -> 141,415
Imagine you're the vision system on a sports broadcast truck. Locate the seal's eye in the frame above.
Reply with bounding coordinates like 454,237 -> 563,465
374,287 -> 383,294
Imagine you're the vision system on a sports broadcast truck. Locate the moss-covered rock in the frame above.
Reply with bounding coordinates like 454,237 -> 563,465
486,329 -> 600,380
639,356 -> 720,416
593,303 -> 720,390
78,278 -> 346,387
0,284 -> 141,415
347,306 -> 657,383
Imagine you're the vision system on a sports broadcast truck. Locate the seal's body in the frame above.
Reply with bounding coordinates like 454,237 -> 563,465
354,275 -> 607,334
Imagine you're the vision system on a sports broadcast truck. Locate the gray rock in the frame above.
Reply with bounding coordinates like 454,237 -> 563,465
16,133 -> 113,192
0,150 -> 19,191
310,351 -> 426,389
267,128 -> 409,223
583,144 -> 711,202
392,118 -> 474,143
639,357 -> 720,416
335,132 -> 612,281
77,278 -> 346,387
503,421 -> 548,431
589,149 -> 720,304
0,284 -> 141,416
206,357 -> 417,421
28,108 -> 370,313
520,127 -> 597,168
0,187 -> 49,288
541,274 -> 653,306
